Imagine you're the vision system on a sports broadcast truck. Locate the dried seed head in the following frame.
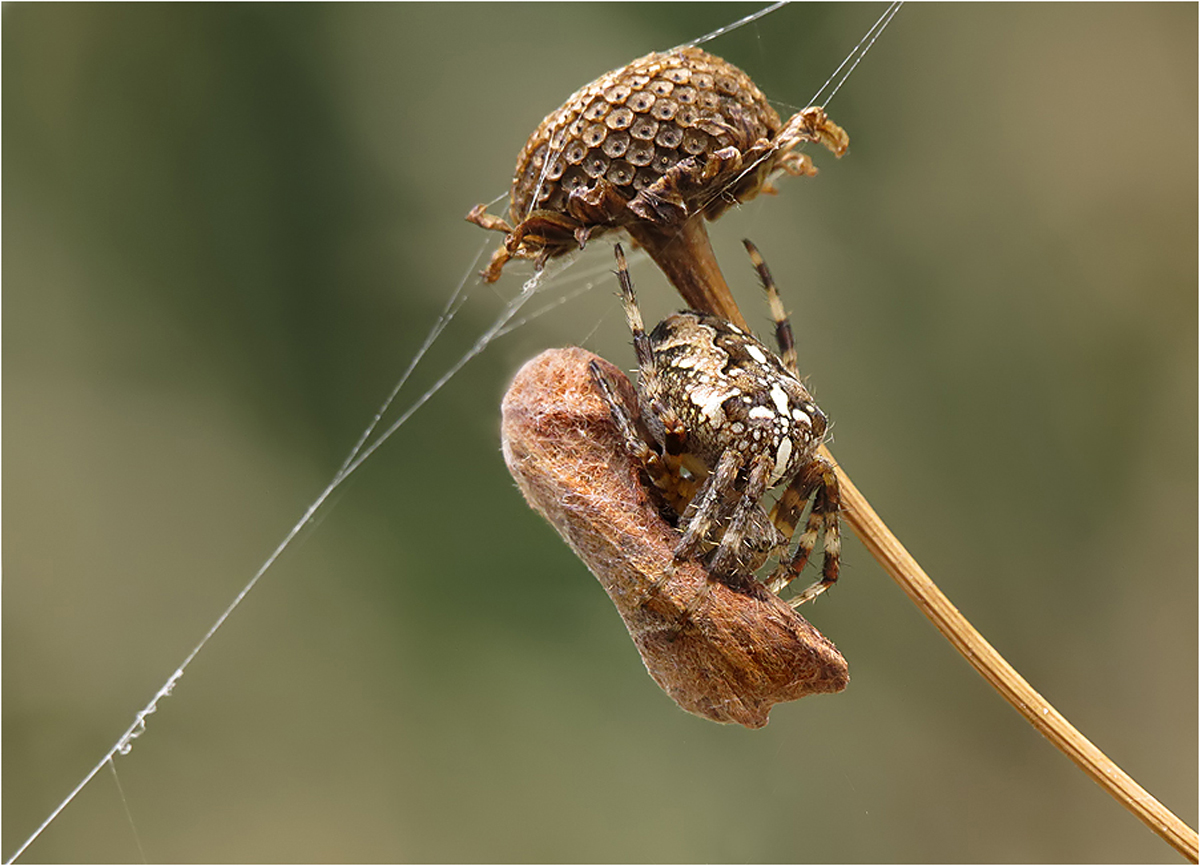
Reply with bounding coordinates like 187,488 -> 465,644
468,47 -> 849,284
500,347 -> 848,728
509,47 -> 777,222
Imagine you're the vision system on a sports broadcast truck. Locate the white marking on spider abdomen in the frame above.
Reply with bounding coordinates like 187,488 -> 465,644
769,384 -> 790,416
770,436 -> 794,484
690,385 -> 737,426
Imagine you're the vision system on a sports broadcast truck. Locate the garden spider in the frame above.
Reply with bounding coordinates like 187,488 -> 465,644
589,241 -> 841,617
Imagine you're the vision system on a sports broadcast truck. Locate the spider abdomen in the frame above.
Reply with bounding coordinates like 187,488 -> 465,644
642,312 -> 825,485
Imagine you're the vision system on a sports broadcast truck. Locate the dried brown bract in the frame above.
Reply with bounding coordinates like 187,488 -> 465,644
500,346 -> 848,728
468,46 -> 847,314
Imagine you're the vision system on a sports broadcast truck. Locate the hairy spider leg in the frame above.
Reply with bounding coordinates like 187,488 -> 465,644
660,451 -> 776,638
614,244 -> 654,370
651,447 -> 743,615
588,361 -> 694,515
743,238 -> 798,376
590,362 -> 672,491
707,452 -> 776,578
744,239 -> 843,605
597,243 -> 692,503
766,455 -> 842,605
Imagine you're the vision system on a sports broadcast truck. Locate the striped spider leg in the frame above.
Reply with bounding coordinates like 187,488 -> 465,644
744,239 -> 842,606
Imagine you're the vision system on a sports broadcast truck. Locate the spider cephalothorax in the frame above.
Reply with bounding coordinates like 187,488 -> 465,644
590,241 -> 841,614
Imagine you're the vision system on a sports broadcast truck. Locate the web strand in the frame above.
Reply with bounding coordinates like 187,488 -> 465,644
107,759 -> 147,864
684,1 -> 903,258
339,264 -> 558,479
808,1 -> 902,108
335,239 -> 487,478
678,1 -> 788,50
4,257 -> 560,865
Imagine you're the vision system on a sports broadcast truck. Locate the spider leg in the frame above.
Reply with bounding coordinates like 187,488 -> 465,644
613,245 -> 691,456
641,447 -> 742,607
611,245 -> 691,482
707,453 -> 775,578
589,362 -> 665,484
765,455 -> 841,604
589,361 -> 696,515
764,465 -> 818,593
788,468 -> 842,606
591,246 -> 695,511
669,454 -> 779,638
743,239 -> 798,377
613,243 -> 654,370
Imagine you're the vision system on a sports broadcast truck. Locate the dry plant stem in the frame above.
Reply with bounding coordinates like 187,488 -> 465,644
828,452 -> 1199,862
625,217 -> 746,327
666,245 -> 1199,861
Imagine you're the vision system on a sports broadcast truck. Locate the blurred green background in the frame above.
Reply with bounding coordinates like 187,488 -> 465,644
4,4 -> 1196,862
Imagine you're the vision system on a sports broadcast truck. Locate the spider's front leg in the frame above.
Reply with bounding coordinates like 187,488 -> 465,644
588,361 -> 694,515
766,454 -> 842,604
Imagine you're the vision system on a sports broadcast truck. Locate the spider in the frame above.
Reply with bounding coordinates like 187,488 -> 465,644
589,241 -> 841,616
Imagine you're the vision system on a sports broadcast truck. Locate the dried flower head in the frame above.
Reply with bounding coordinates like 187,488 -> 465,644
468,46 -> 848,290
